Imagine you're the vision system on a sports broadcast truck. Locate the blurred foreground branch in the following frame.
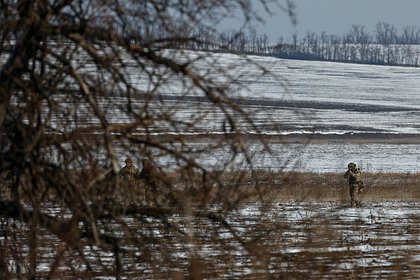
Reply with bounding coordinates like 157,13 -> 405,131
0,0 -> 294,278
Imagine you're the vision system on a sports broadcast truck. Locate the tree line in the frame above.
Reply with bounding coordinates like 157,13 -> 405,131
271,23 -> 420,66
138,22 -> 420,66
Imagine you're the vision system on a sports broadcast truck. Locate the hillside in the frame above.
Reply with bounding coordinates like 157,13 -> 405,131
227,55 -> 420,136
122,52 -> 420,172
116,51 -> 420,136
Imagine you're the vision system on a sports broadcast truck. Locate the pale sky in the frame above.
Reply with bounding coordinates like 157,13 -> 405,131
242,0 -> 420,40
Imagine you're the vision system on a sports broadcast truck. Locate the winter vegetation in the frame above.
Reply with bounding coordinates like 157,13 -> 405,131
0,0 -> 418,279
152,22 -> 420,66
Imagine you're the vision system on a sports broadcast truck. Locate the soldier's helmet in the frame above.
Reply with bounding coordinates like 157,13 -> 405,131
348,162 -> 356,169
125,157 -> 133,165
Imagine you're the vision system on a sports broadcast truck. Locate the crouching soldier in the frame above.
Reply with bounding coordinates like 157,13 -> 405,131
344,162 -> 363,207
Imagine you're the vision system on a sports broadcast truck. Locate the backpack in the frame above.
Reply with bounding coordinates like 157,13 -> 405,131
356,168 -> 365,194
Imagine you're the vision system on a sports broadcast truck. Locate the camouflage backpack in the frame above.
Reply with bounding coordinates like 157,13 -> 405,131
356,168 -> 365,194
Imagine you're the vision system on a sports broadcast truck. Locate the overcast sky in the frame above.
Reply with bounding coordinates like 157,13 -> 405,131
248,0 -> 420,40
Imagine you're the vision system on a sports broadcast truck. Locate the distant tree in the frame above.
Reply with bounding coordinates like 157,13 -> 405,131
375,22 -> 397,46
292,32 -> 299,54
329,34 -> 341,61
248,26 -> 258,53
374,22 -> 398,64
399,25 -> 420,44
257,33 -> 269,53
0,0 -> 295,278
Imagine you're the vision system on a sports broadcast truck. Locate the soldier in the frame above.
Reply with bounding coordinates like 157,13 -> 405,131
119,157 -> 141,187
344,162 -> 363,207
139,158 -> 159,204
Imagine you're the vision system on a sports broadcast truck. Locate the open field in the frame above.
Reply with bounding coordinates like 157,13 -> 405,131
254,201 -> 420,279
94,53 -> 420,172
26,51 -> 420,172
1,200 -> 418,279
2,50 -> 419,278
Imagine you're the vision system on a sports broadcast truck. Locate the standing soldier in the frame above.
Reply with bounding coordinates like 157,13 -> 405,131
119,157 -> 142,204
139,158 -> 159,204
119,157 -> 141,187
344,162 -> 363,207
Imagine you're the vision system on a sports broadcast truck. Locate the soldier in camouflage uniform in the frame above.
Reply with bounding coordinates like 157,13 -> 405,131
139,158 -> 158,204
119,157 -> 141,188
344,162 -> 363,207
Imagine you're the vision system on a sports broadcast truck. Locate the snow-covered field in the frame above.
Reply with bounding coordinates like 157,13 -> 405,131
6,50 -> 420,277
124,53 -> 420,172
240,57 -> 420,172
113,51 -> 420,136
240,56 -> 420,135
240,201 -> 420,279
38,50 -> 420,172
251,143 -> 420,173
6,201 -> 418,279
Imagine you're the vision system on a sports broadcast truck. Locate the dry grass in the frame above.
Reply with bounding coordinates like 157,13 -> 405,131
0,170 -> 418,279
1,170 -> 418,204
261,171 -> 420,202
